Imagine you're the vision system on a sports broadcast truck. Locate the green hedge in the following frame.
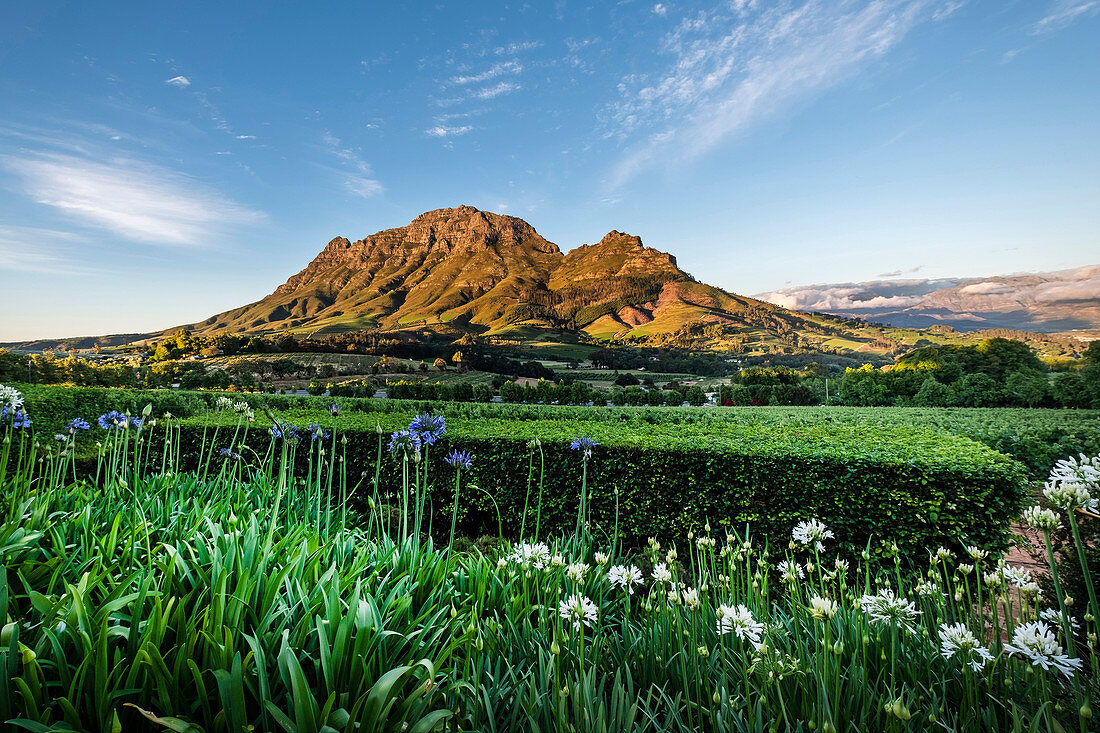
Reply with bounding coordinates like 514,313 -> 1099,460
13,384 -> 1030,557
159,409 -> 1027,560
18,384 -> 1098,478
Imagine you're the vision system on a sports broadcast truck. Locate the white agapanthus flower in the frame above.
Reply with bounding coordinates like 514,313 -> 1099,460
716,603 -> 764,644
859,588 -> 921,632
651,562 -> 673,584
915,580 -> 946,602
607,564 -> 643,594
1021,505 -> 1061,532
1039,607 -> 1080,631
808,595 -> 838,621
931,546 -> 954,563
566,562 -> 589,583
594,551 -> 609,565
1004,621 -> 1083,677
508,542 -> 551,570
778,560 -> 804,583
668,585 -> 701,610
1017,581 -> 1043,598
966,546 -> 989,562
938,623 -> 994,672
792,519 -> 834,552
1045,454 -> 1100,512
559,593 -> 598,632
1043,480 -> 1097,513
1002,565 -> 1034,589
551,554 -> 566,568
1049,453 -> 1100,486
0,384 -> 23,411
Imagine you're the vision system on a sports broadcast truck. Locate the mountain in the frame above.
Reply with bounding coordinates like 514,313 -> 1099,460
186,206 -> 837,351
756,266 -> 1100,334
7,206 -> 1091,359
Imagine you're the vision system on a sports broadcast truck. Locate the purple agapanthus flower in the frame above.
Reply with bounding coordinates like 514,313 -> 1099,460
307,424 -> 330,441
98,410 -> 124,429
408,413 -> 446,445
570,436 -> 598,459
219,447 -> 241,460
67,418 -> 91,433
12,409 -> 30,430
1,405 -> 30,429
97,411 -> 139,430
328,403 -> 342,417
444,449 -> 473,470
270,422 -> 300,442
388,429 -> 422,457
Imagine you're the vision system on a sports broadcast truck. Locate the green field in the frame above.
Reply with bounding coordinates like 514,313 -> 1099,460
3,383 -> 1097,731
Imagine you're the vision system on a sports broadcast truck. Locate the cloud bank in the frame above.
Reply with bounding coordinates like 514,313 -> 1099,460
3,152 -> 263,246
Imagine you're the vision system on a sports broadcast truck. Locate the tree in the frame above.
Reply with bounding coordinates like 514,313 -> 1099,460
570,381 -> 591,405
1051,372 -> 1089,408
1005,369 -> 1048,407
911,376 -> 953,407
614,372 -> 640,387
685,385 -> 706,406
434,358 -> 449,371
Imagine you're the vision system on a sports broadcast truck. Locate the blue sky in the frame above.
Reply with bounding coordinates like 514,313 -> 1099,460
1,0 -> 1098,340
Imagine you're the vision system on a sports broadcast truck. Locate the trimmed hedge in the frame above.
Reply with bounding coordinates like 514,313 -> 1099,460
14,384 -> 1030,557
160,409 -> 1028,561
22,384 -> 1100,478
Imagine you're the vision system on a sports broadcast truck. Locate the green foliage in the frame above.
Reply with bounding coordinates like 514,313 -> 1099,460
1,413 -> 1095,732
155,406 -> 1028,560
17,384 -> 1100,479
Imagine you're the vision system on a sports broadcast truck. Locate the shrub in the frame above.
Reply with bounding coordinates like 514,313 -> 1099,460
167,407 -> 1029,560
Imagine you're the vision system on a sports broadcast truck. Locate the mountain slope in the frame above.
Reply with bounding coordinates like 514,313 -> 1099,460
756,266 -> 1100,333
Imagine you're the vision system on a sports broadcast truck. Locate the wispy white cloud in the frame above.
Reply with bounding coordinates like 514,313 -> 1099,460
603,1 -> 953,188
344,175 -> 384,198
1033,0 -> 1098,33
451,60 -> 522,85
652,4 -> 668,16
3,153 -> 263,246
494,40 -> 543,55
235,134 -> 256,140
932,0 -> 966,21
473,81 -> 521,100
426,125 -> 474,138
165,75 -> 191,87
321,131 -> 384,198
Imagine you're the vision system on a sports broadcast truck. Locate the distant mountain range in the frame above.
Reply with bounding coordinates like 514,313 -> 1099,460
5,206 -> 1096,356
755,266 -> 1100,333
